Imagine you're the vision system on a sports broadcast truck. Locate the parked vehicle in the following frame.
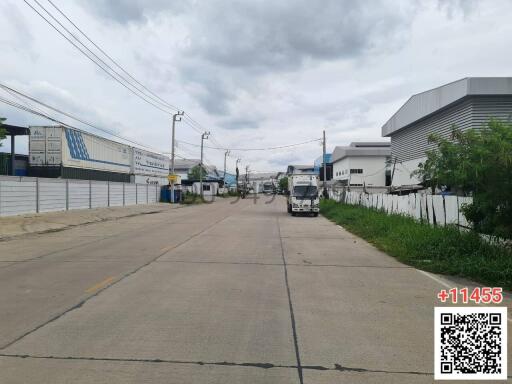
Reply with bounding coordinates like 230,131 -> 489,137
286,174 -> 320,216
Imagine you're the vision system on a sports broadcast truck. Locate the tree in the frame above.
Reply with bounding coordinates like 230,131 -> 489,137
188,164 -> 207,180
278,177 -> 288,192
0,117 -> 6,147
413,119 -> 512,238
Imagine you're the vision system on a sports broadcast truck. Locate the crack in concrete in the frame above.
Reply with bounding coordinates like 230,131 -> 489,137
276,216 -> 304,384
0,353 -> 434,376
0,209 -> 234,351
154,259 -> 411,269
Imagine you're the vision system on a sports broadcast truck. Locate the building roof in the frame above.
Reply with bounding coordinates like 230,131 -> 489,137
349,142 -> 389,148
332,142 -> 390,163
2,124 -> 30,136
173,159 -> 200,170
246,172 -> 277,181
382,77 -> 512,137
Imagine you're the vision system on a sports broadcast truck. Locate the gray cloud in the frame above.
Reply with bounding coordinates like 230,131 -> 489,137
437,0 -> 479,18
0,2 -> 37,59
219,117 -> 260,131
77,0 -> 183,24
80,0 -> 418,116
185,1 -> 415,71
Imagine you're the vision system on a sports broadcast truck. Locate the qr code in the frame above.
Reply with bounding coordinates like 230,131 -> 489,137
435,307 -> 507,380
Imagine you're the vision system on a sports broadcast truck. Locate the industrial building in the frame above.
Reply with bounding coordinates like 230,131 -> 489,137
331,142 -> 390,191
382,77 -> 512,190
314,153 -> 332,181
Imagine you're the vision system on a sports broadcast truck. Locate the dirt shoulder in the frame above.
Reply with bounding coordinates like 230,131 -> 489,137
0,204 -> 178,241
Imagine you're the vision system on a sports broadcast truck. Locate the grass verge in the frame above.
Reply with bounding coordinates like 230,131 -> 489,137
181,193 -> 205,205
320,199 -> 512,290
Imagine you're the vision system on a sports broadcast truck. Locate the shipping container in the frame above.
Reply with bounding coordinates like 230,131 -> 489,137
29,126 -> 131,174
28,166 -> 131,182
28,126 -> 172,184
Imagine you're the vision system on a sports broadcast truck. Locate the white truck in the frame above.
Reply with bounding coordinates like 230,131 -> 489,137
286,174 -> 320,216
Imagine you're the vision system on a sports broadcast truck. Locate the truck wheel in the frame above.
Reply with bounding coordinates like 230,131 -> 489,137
313,212 -> 319,217
287,204 -> 292,213
291,212 -> 296,216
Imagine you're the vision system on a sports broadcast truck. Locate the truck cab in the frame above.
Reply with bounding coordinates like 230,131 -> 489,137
287,174 -> 320,216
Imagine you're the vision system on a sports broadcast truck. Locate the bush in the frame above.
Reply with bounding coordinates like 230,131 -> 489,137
413,120 -> 512,239
182,192 -> 204,205
321,199 -> 512,289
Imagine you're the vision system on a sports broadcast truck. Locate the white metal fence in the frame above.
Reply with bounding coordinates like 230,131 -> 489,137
329,190 -> 473,227
0,176 -> 160,217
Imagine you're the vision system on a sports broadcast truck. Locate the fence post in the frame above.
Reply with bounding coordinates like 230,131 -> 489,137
36,178 -> 40,213
123,183 -> 125,206
136,184 -> 138,204
146,184 -> 149,204
65,179 -> 69,211
107,181 -> 110,207
89,180 -> 92,209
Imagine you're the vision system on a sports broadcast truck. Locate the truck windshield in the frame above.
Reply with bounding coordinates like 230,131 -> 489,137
293,185 -> 317,198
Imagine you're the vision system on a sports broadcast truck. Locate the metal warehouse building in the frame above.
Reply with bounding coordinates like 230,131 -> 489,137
382,77 -> 512,190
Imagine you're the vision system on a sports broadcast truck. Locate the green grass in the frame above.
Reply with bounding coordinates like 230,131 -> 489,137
320,199 -> 512,290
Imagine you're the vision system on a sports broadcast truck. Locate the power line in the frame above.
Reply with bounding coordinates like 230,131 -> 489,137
176,138 -> 322,151
0,86 -> 168,155
45,0 -> 180,112
25,0 -> 228,148
23,0 -> 178,115
24,0 -> 240,155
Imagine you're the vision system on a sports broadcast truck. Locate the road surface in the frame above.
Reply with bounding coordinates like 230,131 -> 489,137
0,196 -> 508,383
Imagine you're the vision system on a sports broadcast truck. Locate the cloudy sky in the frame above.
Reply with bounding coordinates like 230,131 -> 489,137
1,0 -> 511,173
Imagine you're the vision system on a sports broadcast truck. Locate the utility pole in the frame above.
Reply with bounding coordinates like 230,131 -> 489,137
236,158 -> 241,192
223,150 -> 230,188
245,165 -> 250,192
200,131 -> 210,199
322,130 -> 328,198
170,110 -> 184,203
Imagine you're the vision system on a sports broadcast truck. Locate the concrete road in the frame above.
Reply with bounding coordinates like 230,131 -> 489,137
0,196 -> 509,383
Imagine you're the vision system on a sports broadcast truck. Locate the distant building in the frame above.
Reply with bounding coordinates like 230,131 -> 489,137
331,142 -> 390,189
382,77 -> 512,190
173,159 -> 221,182
173,159 -> 200,181
286,164 -> 315,175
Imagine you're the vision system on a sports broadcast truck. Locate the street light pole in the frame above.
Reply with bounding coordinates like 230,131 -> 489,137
200,131 -> 210,200
170,111 -> 184,203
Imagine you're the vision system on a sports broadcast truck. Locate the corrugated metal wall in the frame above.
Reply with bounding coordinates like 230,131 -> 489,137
390,96 -> 512,162
390,98 -> 473,162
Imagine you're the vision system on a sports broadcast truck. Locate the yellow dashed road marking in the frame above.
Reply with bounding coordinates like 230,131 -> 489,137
85,276 -> 115,294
